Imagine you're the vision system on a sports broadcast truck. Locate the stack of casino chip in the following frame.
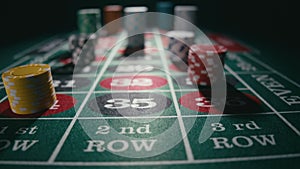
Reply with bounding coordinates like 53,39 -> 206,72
124,6 -> 148,55
174,5 -> 198,31
103,5 -> 123,35
188,44 -> 227,86
69,8 -> 100,67
2,64 -> 56,115
77,9 -> 101,34
68,34 -> 96,67
166,30 -> 195,71
156,1 -> 173,30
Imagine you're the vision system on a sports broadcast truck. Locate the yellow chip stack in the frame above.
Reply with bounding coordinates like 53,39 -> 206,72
2,64 -> 56,115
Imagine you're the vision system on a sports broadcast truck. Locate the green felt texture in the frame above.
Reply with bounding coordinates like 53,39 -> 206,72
0,30 -> 299,169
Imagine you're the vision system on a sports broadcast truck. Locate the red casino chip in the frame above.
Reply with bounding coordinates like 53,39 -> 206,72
190,44 -> 227,55
188,44 -> 227,85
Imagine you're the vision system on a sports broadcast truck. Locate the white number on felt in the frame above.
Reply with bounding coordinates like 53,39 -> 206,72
104,98 -> 157,109
110,78 -> 153,87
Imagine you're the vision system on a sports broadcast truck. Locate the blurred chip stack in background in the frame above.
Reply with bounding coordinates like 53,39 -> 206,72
166,30 -> 195,71
68,34 -> 96,67
77,9 -> 101,34
103,5 -> 123,35
188,44 -> 227,86
174,5 -> 198,31
124,6 -> 148,56
156,1 -> 173,31
69,9 -> 100,67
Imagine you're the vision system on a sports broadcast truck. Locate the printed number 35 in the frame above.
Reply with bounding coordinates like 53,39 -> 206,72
104,98 -> 157,109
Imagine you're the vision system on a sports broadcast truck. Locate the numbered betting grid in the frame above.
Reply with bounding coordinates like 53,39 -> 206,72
0,30 -> 299,168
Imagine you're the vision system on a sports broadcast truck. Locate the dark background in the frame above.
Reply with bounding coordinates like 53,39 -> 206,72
0,0 -> 297,46
0,0 -> 298,81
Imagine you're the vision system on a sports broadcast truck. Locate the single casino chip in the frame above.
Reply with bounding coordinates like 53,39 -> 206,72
2,64 -> 50,81
3,74 -> 53,90
5,87 -> 55,103
166,30 -> 195,71
188,44 -> 227,86
10,97 -> 56,111
77,9 -> 101,34
103,5 -> 123,35
174,5 -> 198,31
6,86 -> 56,99
1,64 -> 57,115
124,7 -> 148,49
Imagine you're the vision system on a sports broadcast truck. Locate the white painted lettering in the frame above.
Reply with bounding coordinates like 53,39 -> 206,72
12,140 -> 39,151
136,124 -> 151,134
96,125 -> 110,135
0,126 -> 8,134
211,123 -> 225,132
245,121 -> 261,130
83,140 -> 105,152
107,140 -> 129,152
119,127 -> 135,134
232,123 -> 244,130
232,136 -> 253,148
210,137 -> 233,149
28,126 -> 38,135
131,139 -> 157,152
0,140 -> 10,151
251,135 -> 276,146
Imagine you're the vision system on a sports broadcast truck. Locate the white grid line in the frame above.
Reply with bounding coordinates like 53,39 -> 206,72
0,110 -> 299,120
0,96 -> 7,103
0,56 -> 30,74
225,65 -> 300,136
154,30 -> 194,161
0,153 -> 299,166
226,70 -> 273,75
243,52 -> 300,88
13,34 -> 63,60
0,87 -> 254,104
53,69 -> 274,77
47,32 -> 125,163
0,36 -> 67,74
0,32 -> 299,167
236,88 -> 249,90
56,91 -> 87,94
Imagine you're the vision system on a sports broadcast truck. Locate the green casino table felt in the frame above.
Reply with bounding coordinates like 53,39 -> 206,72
0,30 -> 299,169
